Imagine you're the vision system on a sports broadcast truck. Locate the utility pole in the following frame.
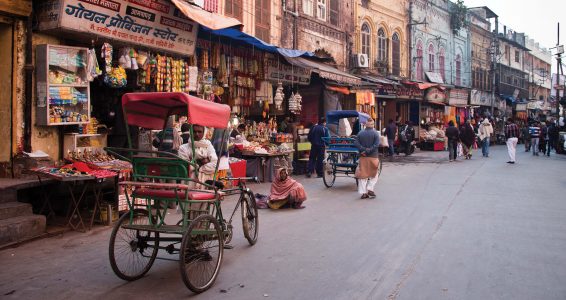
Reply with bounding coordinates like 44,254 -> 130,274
556,23 -> 562,119
490,17 -> 499,117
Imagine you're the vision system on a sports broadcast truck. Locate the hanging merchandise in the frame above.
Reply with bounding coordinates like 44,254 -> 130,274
274,82 -> 284,110
86,48 -> 101,82
118,48 -> 132,69
188,66 -> 198,91
129,48 -> 138,70
101,43 -> 113,73
104,66 -> 127,88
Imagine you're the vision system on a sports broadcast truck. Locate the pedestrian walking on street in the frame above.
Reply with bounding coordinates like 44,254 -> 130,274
445,121 -> 460,162
539,122 -> 548,154
505,118 -> 520,164
354,118 -> 381,199
522,123 -> 531,152
384,119 -> 397,156
459,120 -> 475,159
478,118 -> 493,157
529,122 -> 541,156
547,120 -> 559,156
307,117 -> 329,178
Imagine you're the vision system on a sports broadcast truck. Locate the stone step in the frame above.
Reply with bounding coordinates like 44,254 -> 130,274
0,215 -> 46,247
0,202 -> 33,220
0,189 -> 17,203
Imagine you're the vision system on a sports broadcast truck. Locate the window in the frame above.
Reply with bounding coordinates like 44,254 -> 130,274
438,48 -> 445,81
225,0 -> 242,21
472,68 -> 477,88
416,40 -> 423,81
203,0 -> 218,13
317,0 -> 326,21
361,23 -> 371,61
391,33 -> 401,76
428,44 -> 435,72
377,28 -> 388,63
302,0 -> 313,16
455,54 -> 461,86
329,0 -> 339,26
255,0 -> 270,42
515,50 -> 520,63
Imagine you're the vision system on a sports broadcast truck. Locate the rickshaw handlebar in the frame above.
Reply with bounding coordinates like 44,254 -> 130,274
222,176 -> 260,183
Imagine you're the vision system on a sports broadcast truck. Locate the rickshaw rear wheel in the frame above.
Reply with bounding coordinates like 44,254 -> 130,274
241,191 -> 259,245
109,209 -> 159,281
179,214 -> 224,293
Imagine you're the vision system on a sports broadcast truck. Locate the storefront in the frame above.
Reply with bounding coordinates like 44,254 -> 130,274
447,88 -> 470,126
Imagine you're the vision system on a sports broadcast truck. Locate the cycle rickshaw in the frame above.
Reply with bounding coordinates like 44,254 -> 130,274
105,92 -> 258,293
322,110 -> 382,187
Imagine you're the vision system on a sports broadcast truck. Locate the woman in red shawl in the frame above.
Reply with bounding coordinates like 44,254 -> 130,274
268,168 -> 307,209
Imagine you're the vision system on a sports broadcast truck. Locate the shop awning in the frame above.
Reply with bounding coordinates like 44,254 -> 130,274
171,0 -> 242,30
358,75 -> 400,86
285,57 -> 361,85
199,27 -> 315,58
402,81 -> 443,90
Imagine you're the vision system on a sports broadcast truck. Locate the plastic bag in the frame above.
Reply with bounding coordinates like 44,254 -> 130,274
457,143 -> 464,157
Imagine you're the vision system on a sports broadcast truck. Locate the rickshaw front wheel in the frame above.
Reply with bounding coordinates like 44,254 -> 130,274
109,209 -> 159,281
179,214 -> 224,293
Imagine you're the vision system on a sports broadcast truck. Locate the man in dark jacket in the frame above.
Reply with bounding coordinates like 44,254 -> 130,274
445,120 -> 460,162
384,119 -> 397,156
307,117 -> 329,178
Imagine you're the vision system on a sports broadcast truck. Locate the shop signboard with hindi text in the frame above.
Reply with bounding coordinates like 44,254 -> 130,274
36,0 -> 198,56
266,59 -> 311,85
394,85 -> 424,100
470,89 -> 494,106
424,87 -> 446,104
448,88 -> 469,106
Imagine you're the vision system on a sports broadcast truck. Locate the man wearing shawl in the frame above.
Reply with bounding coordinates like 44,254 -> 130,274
178,125 -> 218,186
354,118 -> 380,199
268,168 -> 307,209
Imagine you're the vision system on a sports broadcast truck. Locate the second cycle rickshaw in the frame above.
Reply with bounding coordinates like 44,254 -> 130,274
321,110 -> 382,188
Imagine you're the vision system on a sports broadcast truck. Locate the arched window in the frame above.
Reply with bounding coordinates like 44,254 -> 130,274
416,40 -> 423,81
455,54 -> 462,86
438,48 -> 445,81
391,33 -> 401,76
428,44 -> 435,72
361,23 -> 371,61
377,28 -> 388,63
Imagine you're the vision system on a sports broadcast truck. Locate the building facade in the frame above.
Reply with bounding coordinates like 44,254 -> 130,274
524,36 -> 552,104
279,0 -> 354,69
409,0 -> 470,87
353,0 -> 408,78
495,25 -> 530,101
0,0 -> 31,176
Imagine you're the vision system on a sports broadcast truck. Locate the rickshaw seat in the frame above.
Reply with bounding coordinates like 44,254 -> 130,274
187,191 -> 217,201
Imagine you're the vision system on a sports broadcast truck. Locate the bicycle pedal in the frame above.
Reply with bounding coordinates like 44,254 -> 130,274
223,244 -> 234,249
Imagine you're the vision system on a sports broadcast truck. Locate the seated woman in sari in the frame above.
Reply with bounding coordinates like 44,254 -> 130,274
268,168 -> 307,209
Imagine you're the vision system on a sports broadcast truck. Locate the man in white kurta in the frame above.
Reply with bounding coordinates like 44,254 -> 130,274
178,125 -> 218,187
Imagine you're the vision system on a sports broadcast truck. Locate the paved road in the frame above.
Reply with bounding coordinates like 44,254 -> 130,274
1,146 -> 565,300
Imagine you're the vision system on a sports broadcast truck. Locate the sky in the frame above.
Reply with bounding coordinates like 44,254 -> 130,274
464,0 -> 565,71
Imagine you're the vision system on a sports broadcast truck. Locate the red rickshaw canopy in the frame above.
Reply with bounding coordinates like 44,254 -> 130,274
121,92 -> 231,129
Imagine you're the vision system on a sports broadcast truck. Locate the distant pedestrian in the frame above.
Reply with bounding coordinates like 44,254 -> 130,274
459,120 -> 475,159
384,119 -> 397,156
547,120 -> 559,156
478,118 -> 493,157
522,123 -> 531,152
539,122 -> 548,154
354,118 -> 381,199
505,118 -> 520,164
307,117 -> 330,178
529,122 -> 541,156
445,120 -> 460,162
